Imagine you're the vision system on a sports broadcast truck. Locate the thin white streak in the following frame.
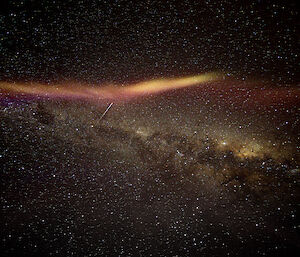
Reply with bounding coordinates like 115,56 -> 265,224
99,102 -> 113,121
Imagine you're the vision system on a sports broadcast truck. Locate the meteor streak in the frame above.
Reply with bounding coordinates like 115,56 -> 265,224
99,102 -> 114,121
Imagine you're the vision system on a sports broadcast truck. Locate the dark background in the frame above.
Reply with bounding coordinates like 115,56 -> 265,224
0,0 -> 299,84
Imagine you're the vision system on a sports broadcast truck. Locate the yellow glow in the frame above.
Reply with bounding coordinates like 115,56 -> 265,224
126,72 -> 220,95
235,142 -> 263,159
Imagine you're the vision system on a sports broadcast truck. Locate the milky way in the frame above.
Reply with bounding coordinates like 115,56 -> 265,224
1,77 -> 299,256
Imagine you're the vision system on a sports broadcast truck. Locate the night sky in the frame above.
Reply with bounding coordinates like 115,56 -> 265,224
0,0 -> 300,257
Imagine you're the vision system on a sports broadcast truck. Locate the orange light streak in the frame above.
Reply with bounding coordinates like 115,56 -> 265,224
0,72 -> 221,102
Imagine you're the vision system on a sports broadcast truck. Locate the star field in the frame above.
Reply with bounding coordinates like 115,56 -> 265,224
0,0 -> 298,83
0,1 -> 299,257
